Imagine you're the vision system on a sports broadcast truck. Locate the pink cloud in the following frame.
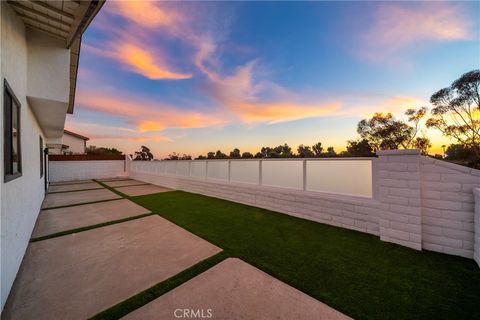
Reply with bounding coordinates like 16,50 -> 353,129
357,2 -> 474,64
65,121 -> 172,143
75,89 -> 227,132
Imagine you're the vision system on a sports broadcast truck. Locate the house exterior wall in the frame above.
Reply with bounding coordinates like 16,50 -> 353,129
26,29 -> 69,103
128,150 -> 480,261
62,133 -> 86,154
49,160 -> 126,182
0,3 -> 71,310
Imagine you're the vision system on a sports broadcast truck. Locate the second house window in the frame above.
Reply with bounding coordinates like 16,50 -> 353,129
4,80 -> 22,182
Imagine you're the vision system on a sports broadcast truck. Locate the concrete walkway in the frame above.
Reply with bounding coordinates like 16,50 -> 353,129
124,258 -> 350,320
3,178 -> 349,319
3,180 -> 220,320
32,199 -> 150,238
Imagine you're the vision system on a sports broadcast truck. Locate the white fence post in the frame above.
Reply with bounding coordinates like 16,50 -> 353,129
259,160 -> 263,186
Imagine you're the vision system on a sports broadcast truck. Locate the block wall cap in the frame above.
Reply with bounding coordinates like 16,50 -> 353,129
376,149 -> 421,156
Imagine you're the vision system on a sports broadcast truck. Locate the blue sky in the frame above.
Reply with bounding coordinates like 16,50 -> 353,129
66,1 -> 480,157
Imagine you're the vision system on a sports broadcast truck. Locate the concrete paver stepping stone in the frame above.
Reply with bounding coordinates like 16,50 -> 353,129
104,180 -> 149,187
41,189 -> 121,209
49,179 -> 93,186
3,215 -> 222,320
48,182 -> 103,193
116,184 -> 172,197
123,258 -> 350,320
32,199 -> 151,238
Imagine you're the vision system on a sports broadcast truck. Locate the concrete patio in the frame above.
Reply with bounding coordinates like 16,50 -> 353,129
3,178 -> 349,319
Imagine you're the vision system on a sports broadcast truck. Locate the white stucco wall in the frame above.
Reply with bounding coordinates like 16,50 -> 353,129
62,133 -> 86,154
1,3 -> 47,310
26,29 -> 69,103
49,160 -> 126,182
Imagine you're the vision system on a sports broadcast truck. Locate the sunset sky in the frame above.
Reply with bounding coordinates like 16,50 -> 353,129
66,1 -> 480,158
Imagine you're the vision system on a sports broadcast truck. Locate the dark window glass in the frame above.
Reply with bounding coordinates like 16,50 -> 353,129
4,80 -> 22,182
40,136 -> 44,178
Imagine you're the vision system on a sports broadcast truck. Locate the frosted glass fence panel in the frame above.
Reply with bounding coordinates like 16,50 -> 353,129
306,160 -> 372,197
176,162 -> 190,176
156,161 -> 166,174
230,160 -> 260,184
131,158 -> 373,198
207,161 -> 229,181
262,160 -> 303,190
148,163 -> 157,173
191,161 -> 207,178
165,162 -> 177,175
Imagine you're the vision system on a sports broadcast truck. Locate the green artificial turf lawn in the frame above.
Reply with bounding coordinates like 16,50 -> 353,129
132,190 -> 480,320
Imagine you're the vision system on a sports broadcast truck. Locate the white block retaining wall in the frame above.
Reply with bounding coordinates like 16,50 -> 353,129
472,188 -> 480,266
130,170 -> 384,236
127,150 -> 480,261
49,160 -> 126,182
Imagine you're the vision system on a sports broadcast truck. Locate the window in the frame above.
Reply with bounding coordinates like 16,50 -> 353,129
4,80 -> 22,182
39,136 -> 44,178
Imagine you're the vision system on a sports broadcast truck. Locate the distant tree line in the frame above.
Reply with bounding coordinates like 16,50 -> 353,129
138,69 -> 480,168
86,146 -> 123,155
162,140 -> 375,161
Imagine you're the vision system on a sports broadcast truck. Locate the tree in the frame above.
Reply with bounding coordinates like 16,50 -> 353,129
260,146 -> 278,158
412,137 -> 432,155
254,152 -> 263,158
276,144 -> 293,157
241,152 -> 254,159
404,107 -> 428,147
345,139 -> 374,157
207,152 -> 215,159
196,155 -> 207,160
357,113 -> 413,151
312,142 -> 323,157
86,146 -> 122,155
326,146 -> 337,157
426,69 -> 480,158
215,150 -> 228,159
166,152 -> 179,160
445,144 -> 476,162
229,148 -> 241,158
134,145 -> 154,161
297,144 -> 314,158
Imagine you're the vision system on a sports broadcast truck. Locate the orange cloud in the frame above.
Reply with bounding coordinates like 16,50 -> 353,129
115,42 -> 191,80
230,101 -> 340,124
75,89 -> 226,132
358,2 -> 474,63
129,135 -> 172,142
65,121 -> 172,144
108,1 -> 180,28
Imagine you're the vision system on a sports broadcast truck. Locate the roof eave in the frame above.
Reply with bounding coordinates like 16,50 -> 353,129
67,0 -> 105,114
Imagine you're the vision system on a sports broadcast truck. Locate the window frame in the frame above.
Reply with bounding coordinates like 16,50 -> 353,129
39,136 -> 44,178
4,79 -> 22,182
